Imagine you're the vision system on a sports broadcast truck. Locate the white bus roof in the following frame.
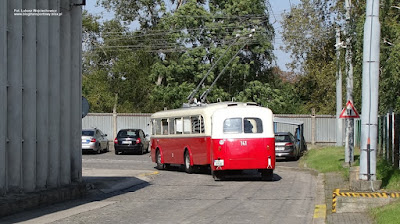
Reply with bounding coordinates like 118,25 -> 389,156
151,102 -> 260,119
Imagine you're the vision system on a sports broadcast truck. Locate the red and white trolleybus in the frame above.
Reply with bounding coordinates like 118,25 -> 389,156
150,102 -> 275,180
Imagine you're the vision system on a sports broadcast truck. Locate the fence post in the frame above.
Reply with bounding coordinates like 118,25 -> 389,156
387,112 -> 391,162
113,93 -> 118,140
394,114 -> 399,169
378,116 -> 383,156
311,108 -> 316,145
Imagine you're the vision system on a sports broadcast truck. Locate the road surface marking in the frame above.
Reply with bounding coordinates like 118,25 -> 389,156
313,204 -> 326,218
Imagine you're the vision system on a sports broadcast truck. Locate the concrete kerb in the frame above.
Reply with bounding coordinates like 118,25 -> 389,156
332,188 -> 400,213
313,173 -> 326,224
0,183 -> 88,218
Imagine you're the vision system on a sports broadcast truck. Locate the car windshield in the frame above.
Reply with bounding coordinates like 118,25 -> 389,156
117,130 -> 137,138
82,130 -> 95,136
275,135 -> 291,142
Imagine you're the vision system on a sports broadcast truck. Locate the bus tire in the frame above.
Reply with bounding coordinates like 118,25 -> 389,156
156,150 -> 165,170
184,151 -> 193,174
212,170 -> 224,181
260,169 -> 273,181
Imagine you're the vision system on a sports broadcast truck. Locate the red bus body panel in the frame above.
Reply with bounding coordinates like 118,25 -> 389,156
151,136 -> 211,165
211,138 -> 275,170
151,136 -> 275,171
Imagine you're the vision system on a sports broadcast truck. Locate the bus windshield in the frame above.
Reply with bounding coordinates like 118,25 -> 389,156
223,117 -> 263,134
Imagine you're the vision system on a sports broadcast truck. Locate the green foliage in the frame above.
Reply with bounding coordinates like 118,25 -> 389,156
236,80 -> 302,113
378,0 -> 400,113
149,82 -> 195,111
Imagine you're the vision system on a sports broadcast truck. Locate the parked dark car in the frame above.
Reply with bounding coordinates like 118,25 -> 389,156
82,128 -> 109,154
275,132 -> 300,160
114,129 -> 149,155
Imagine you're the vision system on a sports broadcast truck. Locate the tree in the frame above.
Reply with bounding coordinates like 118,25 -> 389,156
280,0 -> 338,114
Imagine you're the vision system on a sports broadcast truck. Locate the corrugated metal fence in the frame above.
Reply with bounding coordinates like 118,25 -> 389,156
83,113 -> 357,145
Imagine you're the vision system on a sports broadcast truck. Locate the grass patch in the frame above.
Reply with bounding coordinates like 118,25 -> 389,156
376,158 -> 400,190
301,146 -> 400,223
299,146 -> 360,178
368,159 -> 400,223
370,200 -> 400,224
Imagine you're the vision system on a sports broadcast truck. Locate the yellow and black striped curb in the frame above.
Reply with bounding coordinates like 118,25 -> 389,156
332,188 -> 400,213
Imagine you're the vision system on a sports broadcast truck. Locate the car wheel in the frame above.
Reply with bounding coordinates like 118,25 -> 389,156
261,169 -> 273,181
184,151 -> 193,174
115,149 -> 119,155
97,144 -> 101,154
156,150 -> 165,170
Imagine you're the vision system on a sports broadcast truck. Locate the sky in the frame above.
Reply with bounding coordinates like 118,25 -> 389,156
83,0 -> 301,71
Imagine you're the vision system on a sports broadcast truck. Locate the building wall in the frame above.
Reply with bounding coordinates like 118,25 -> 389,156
0,0 -> 82,194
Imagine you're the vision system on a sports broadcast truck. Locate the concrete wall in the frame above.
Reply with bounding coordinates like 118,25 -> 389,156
0,0 -> 83,194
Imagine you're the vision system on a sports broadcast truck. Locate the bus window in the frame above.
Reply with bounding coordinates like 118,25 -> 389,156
169,118 -> 175,134
191,116 -> 200,134
156,119 -> 162,135
223,118 -> 242,133
183,117 -> 191,134
151,119 -> 156,135
244,118 -> 263,133
200,116 -> 205,133
175,118 -> 182,134
161,119 -> 168,135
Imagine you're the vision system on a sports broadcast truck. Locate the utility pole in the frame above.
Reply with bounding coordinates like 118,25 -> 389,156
344,0 -> 354,163
360,0 -> 380,183
336,27 -> 343,147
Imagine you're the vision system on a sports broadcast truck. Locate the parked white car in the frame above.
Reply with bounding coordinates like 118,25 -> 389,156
82,128 -> 109,154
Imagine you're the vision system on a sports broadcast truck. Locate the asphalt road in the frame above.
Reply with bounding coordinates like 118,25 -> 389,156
1,147 -> 317,224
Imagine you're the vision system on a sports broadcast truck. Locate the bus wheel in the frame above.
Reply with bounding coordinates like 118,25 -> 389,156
184,151 -> 193,174
212,170 -> 224,181
156,150 -> 165,170
260,169 -> 273,181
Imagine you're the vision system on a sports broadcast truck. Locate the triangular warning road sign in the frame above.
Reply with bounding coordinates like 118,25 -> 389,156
339,101 -> 360,118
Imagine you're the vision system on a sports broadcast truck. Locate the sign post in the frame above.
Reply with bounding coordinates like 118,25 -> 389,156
340,101 -> 360,165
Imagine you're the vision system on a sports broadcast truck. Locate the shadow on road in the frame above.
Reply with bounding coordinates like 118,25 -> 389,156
0,176 -> 151,223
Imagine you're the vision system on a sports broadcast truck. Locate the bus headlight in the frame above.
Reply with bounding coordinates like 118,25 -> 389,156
219,140 -> 225,145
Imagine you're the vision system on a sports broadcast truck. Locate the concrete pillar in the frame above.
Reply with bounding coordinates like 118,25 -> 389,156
60,0 -> 72,186
48,0 -> 61,187
36,0 -> 50,190
360,0 -> 380,181
71,1 -> 83,182
0,0 -> 7,195
22,0 -> 37,192
7,0 -> 23,191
